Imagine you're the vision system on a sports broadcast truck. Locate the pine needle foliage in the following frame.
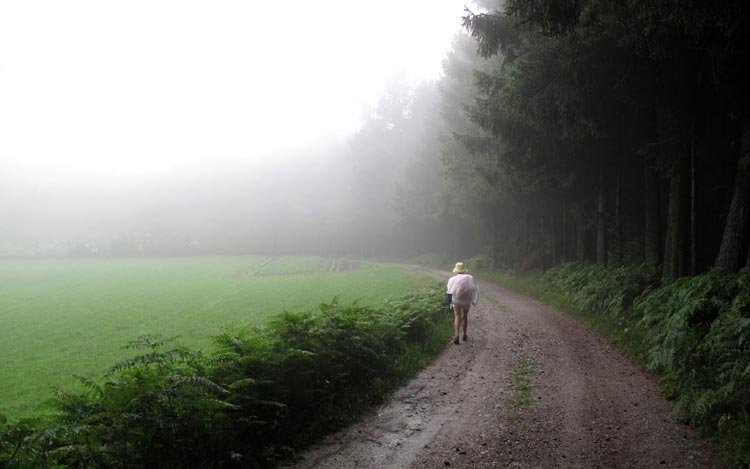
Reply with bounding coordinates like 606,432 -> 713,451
0,284 -> 449,468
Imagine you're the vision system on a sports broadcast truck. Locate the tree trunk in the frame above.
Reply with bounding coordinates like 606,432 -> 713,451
690,138 -> 697,275
550,211 -> 559,266
575,217 -> 586,262
715,123 -> 750,273
644,162 -> 661,267
540,215 -> 547,269
494,207 -> 501,268
615,170 -> 623,265
562,199 -> 567,262
662,156 -> 689,281
524,210 -> 530,267
596,168 -> 608,265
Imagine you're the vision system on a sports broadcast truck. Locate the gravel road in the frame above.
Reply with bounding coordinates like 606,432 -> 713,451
290,270 -> 723,468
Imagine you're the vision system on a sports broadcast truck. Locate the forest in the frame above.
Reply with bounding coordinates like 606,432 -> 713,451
366,0 -> 750,280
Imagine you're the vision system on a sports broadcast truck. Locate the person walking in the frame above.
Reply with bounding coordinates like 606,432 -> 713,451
446,262 -> 479,345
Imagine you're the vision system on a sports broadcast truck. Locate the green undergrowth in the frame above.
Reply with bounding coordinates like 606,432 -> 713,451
0,284 -> 451,468
483,263 -> 750,466
635,270 -> 750,465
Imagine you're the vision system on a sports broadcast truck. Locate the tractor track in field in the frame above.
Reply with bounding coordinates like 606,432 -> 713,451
290,267 -> 724,468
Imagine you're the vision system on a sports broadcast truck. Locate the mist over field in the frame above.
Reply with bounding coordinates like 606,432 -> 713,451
0,97 -> 462,258
0,142 -> 354,255
0,1 -> 471,260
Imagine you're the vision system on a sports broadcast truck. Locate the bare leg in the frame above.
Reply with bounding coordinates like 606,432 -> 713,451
462,306 -> 470,340
453,305 -> 462,342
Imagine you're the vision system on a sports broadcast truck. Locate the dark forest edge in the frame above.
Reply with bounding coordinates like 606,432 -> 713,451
400,1 -> 750,463
477,262 -> 750,467
0,285 -> 450,468
340,1 -> 750,309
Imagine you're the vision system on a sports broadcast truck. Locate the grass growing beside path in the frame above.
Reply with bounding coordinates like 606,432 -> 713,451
507,357 -> 534,421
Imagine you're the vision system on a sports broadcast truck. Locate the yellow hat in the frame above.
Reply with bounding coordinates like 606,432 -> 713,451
452,262 -> 467,274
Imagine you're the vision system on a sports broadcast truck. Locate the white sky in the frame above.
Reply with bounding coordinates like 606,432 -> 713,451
0,1 -> 467,181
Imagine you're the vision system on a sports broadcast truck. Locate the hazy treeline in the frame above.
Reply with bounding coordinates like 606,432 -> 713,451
0,75 -> 454,258
0,143 -> 383,257
1,151 -> 350,257
0,78 -> 465,259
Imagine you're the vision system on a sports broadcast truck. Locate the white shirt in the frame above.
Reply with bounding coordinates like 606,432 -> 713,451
446,273 -> 479,307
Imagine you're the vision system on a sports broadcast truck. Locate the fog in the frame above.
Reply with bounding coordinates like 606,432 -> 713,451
0,1 -> 469,257
0,143 -> 349,255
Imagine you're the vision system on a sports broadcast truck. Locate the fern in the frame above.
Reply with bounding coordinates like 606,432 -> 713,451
543,262 -> 658,317
633,269 -> 750,464
539,263 -> 750,464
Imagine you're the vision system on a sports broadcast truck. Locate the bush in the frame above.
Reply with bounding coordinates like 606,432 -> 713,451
542,262 -> 658,317
0,284 -> 450,468
635,270 -> 750,465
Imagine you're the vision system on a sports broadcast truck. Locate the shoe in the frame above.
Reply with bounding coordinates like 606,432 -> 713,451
462,335 -> 468,341
453,337 -> 460,345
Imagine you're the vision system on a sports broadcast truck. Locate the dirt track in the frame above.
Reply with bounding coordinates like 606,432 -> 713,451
291,270 -> 723,468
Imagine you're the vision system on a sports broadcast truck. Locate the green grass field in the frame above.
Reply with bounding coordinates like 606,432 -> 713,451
0,256 -> 429,417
